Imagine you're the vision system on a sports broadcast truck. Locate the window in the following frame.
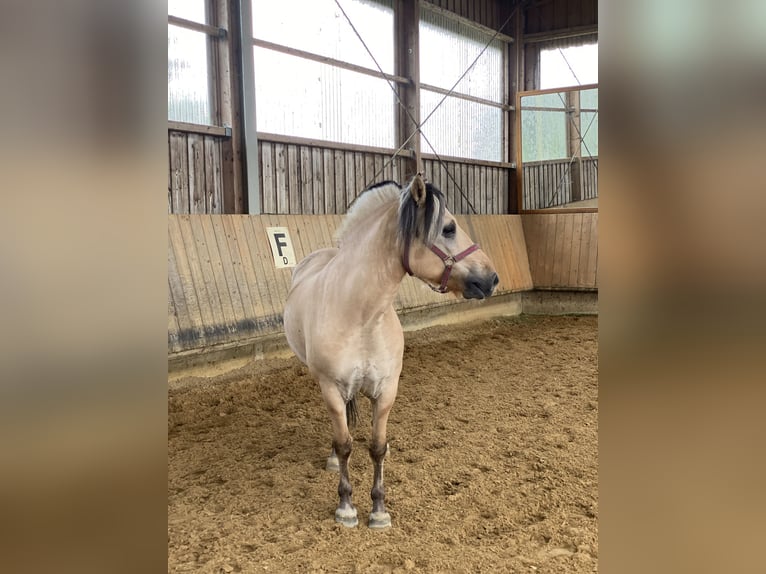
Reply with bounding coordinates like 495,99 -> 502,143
540,43 -> 598,90
519,85 -> 598,210
167,0 -> 214,125
251,0 -> 395,148
419,8 -> 505,162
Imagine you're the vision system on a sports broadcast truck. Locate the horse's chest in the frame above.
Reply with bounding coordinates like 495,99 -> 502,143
345,359 -> 391,398
329,339 -> 400,398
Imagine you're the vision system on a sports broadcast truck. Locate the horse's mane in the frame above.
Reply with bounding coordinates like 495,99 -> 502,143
337,178 -> 446,251
397,180 -> 446,248
336,180 -> 401,244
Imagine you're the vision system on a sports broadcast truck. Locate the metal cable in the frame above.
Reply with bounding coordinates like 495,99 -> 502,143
334,0 -> 515,213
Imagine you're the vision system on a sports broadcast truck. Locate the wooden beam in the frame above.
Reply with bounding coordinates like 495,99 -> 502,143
256,132 -> 415,158
252,38 -> 409,85
521,208 -> 597,214
519,83 -> 598,97
168,121 -> 230,137
217,0 -> 244,214
420,82 -> 513,110
420,152 -> 514,169
168,15 -> 226,37
421,1 -> 515,42
523,24 -> 598,43
566,90 -> 582,203
396,0 -> 421,179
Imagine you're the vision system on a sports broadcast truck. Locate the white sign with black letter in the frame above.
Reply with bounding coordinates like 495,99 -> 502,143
265,227 -> 297,268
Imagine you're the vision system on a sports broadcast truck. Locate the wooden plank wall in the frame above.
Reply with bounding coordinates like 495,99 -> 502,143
523,159 -> 572,209
525,0 -> 598,35
258,138 -> 512,215
258,139 -> 409,215
168,214 -> 532,354
168,130 -> 230,214
522,157 -> 597,209
521,212 -> 598,290
423,157 -> 511,214
425,0 -> 505,31
581,157 -> 598,200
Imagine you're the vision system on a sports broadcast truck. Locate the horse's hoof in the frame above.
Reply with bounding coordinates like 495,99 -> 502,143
368,511 -> 391,529
335,506 -> 358,528
326,454 -> 339,472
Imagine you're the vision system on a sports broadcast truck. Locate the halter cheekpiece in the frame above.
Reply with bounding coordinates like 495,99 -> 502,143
402,237 -> 480,293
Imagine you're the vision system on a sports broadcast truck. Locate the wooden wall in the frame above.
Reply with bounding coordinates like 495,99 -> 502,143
424,0 -> 511,32
257,137 -> 513,215
423,157 -> 511,215
257,137 -> 409,215
168,129 -> 235,214
168,214 -> 532,355
522,157 -> 597,209
524,0 -> 598,35
521,212 -> 598,289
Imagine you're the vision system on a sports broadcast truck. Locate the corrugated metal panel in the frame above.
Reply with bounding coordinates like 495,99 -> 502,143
420,90 -> 502,162
539,42 -> 598,89
419,6 -> 504,102
253,0 -> 394,73
168,0 -> 207,23
168,25 -> 212,125
253,48 -> 395,148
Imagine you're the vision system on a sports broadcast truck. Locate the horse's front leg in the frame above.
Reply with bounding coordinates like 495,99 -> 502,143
326,445 -> 339,472
320,381 -> 357,527
368,383 -> 398,529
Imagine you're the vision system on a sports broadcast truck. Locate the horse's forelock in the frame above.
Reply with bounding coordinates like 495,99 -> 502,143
397,183 -> 445,249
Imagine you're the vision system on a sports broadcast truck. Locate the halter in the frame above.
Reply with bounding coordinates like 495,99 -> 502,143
402,237 -> 480,293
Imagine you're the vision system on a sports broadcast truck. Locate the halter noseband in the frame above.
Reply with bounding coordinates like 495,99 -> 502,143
402,238 -> 480,293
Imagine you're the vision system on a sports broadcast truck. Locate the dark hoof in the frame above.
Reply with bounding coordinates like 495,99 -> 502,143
368,511 -> 391,529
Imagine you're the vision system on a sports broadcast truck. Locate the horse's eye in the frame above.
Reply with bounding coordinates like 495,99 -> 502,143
442,221 -> 456,237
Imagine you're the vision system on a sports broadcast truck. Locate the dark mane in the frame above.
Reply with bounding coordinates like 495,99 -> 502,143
397,182 -> 446,250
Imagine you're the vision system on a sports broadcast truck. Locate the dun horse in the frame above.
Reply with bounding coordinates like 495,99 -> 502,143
283,174 -> 498,529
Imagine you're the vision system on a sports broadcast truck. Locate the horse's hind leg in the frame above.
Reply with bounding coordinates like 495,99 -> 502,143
368,384 -> 398,529
319,380 -> 357,527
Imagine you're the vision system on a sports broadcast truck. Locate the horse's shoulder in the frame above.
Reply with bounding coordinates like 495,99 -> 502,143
291,248 -> 338,288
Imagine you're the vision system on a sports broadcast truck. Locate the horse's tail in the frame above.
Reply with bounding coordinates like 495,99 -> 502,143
346,397 -> 359,429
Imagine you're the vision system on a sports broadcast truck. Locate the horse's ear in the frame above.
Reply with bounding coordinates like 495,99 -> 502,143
409,173 -> 427,208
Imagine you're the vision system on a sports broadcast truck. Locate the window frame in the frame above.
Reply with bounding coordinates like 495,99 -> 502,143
418,2 -> 514,165
167,2 -> 226,130
516,83 -> 599,214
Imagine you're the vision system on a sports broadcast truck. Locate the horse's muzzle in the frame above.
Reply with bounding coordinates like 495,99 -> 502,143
463,272 -> 499,300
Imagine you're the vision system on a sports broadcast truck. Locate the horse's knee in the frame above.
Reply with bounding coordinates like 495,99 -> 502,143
333,438 -> 353,459
369,441 -> 388,461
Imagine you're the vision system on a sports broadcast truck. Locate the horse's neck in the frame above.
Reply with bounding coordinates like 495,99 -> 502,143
333,204 -> 404,319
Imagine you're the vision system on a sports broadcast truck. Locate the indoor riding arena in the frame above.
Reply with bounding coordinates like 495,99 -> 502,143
168,1 -> 598,572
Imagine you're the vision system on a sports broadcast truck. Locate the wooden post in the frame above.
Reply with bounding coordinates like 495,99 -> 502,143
508,1 -> 522,213
566,89 -> 582,203
395,0 -> 421,182
216,0 -> 245,213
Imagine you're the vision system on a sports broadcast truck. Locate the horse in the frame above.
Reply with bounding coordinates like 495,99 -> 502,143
283,174 -> 499,529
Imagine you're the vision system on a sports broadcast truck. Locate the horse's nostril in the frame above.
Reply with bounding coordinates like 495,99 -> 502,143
492,273 -> 499,287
